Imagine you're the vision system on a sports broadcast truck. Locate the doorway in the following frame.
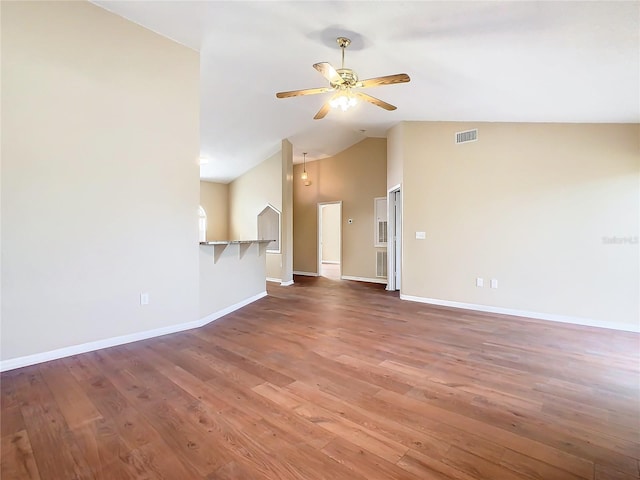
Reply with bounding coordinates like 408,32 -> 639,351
387,187 -> 401,291
318,202 -> 342,280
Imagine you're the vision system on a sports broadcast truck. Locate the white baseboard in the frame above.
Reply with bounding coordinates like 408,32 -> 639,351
280,280 -> 294,286
400,294 -> 640,333
266,277 -> 282,283
0,291 -> 268,372
341,275 -> 388,285
293,271 -> 318,277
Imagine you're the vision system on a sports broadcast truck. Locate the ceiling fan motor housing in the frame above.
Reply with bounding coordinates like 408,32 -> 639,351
332,69 -> 359,88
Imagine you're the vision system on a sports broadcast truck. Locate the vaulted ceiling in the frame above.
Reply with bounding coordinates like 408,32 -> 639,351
92,1 -> 639,183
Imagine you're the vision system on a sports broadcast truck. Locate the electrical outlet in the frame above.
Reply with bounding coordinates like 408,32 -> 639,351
140,292 -> 149,305
491,279 -> 498,289
476,277 -> 484,287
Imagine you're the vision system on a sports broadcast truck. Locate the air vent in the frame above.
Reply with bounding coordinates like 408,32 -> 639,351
376,251 -> 388,278
378,221 -> 388,244
455,129 -> 478,144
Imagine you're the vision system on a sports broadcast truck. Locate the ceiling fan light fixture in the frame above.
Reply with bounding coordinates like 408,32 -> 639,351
330,90 -> 358,111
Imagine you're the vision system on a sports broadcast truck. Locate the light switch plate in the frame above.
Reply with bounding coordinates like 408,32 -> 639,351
415,231 -> 426,239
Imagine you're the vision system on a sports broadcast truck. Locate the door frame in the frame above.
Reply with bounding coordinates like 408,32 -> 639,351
317,201 -> 342,277
387,185 -> 402,291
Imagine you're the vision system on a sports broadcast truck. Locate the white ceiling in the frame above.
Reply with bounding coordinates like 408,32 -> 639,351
92,1 -> 639,183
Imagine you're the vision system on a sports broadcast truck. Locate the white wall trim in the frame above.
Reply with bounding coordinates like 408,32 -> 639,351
293,271 -> 318,277
341,275 -> 388,285
268,277 -> 295,286
400,294 -> 640,333
0,291 -> 268,372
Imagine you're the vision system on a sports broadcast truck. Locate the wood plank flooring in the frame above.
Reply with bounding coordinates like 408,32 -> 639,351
2,276 -> 639,479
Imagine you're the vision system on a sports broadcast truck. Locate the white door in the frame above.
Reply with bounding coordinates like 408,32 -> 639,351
387,188 -> 401,291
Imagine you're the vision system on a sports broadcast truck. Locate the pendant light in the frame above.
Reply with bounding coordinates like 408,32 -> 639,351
301,152 -> 308,180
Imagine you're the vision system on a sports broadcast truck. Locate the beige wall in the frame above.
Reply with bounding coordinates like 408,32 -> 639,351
200,181 -> 229,240
293,138 -> 387,279
229,150 -> 283,280
199,243 -> 266,319
1,1 -> 200,361
387,122 -> 404,190
398,121 -> 639,329
229,151 -> 282,238
280,139 -> 294,284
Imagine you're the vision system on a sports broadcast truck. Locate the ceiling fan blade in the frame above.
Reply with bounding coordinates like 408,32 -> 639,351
358,73 -> 410,89
276,86 -> 334,99
355,92 -> 397,111
313,62 -> 344,85
313,100 -> 332,120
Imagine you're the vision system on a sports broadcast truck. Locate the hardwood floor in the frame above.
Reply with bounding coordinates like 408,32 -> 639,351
2,276 -> 639,479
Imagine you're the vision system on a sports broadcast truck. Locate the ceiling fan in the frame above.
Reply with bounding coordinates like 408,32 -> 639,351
276,37 -> 411,120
